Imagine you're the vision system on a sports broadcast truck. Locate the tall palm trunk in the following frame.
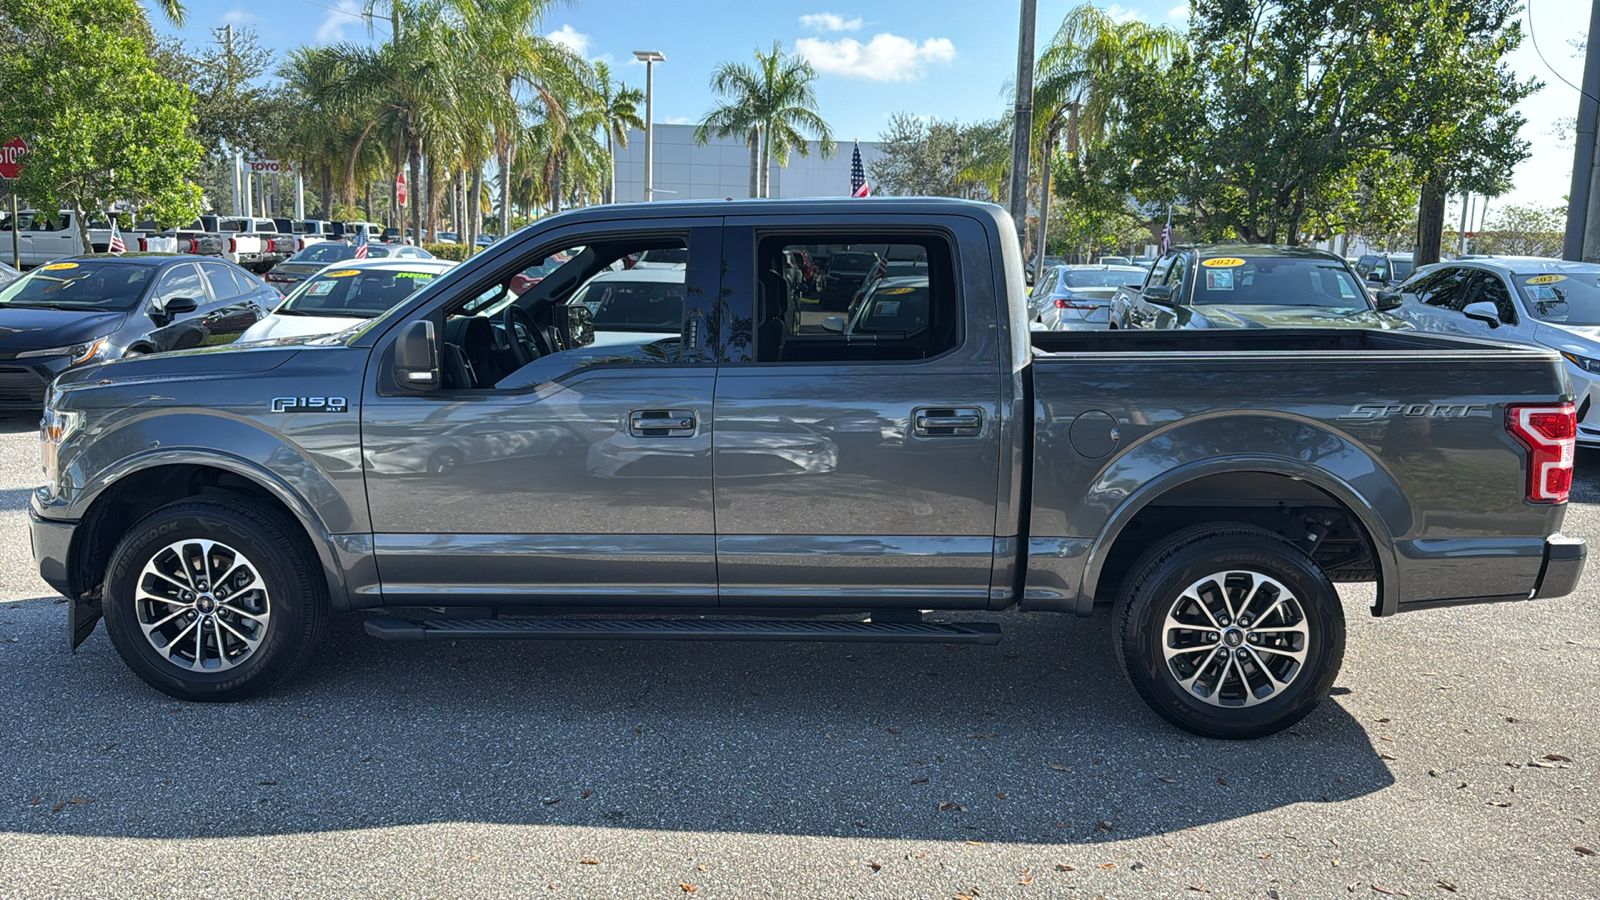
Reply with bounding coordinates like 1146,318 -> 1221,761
604,131 -> 615,204
748,127 -> 760,199
1034,131 -> 1054,276
468,165 -> 483,251
319,165 -> 333,220
760,123 -> 772,198
408,124 -> 423,243
498,140 -> 515,235
550,154 -> 563,215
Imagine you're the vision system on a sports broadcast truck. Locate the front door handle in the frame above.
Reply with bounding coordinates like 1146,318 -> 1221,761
629,408 -> 697,438
914,407 -> 983,437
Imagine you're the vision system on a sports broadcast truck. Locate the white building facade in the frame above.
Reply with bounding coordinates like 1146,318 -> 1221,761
611,124 -> 886,202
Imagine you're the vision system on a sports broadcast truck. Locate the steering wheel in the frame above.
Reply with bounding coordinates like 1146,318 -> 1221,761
500,303 -> 542,367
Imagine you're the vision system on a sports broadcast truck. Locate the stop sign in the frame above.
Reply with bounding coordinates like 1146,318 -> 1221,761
0,137 -> 28,180
396,172 -> 408,207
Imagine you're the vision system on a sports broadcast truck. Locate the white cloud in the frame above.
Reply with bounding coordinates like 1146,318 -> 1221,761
660,116 -> 694,126
1166,4 -> 1191,19
547,24 -> 591,56
799,13 -> 863,32
1105,4 -> 1146,22
219,7 -> 256,26
796,33 -> 956,82
314,0 -> 363,43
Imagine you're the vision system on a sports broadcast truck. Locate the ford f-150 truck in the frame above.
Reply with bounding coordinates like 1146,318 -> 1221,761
30,199 -> 1586,739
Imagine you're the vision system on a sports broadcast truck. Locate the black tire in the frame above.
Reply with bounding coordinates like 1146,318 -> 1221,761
428,448 -> 463,475
101,497 -> 328,701
1114,524 -> 1345,739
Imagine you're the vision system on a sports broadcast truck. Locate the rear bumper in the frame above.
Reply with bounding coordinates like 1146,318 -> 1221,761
1394,534 -> 1586,613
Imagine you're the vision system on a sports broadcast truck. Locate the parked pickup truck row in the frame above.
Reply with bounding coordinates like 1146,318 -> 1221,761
31,199 -> 1585,739
0,211 -> 368,271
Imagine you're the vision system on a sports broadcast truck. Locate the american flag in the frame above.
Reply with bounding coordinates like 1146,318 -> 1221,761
850,141 -> 870,198
108,219 -> 126,254
353,228 -> 368,259
1160,208 -> 1172,253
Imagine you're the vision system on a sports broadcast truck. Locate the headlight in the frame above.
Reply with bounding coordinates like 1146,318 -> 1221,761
1561,352 -> 1600,374
17,338 -> 109,365
41,406 -> 81,489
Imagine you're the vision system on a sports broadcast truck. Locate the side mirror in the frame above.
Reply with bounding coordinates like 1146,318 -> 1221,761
393,319 -> 440,388
1373,291 -> 1403,311
553,302 -> 595,349
1143,284 -> 1176,306
1461,301 -> 1501,328
820,315 -> 846,333
163,296 -> 199,315
1365,271 -> 1386,284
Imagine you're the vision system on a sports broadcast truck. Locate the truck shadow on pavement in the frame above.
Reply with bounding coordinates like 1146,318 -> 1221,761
2,605 -> 1393,845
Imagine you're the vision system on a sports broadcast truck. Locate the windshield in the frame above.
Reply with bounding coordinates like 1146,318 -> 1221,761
830,252 -> 877,273
1061,269 -> 1142,289
0,261 -> 152,311
850,280 -> 929,335
572,277 -> 685,333
635,248 -> 688,265
1392,259 -> 1414,280
277,267 -> 441,318
1516,271 -> 1600,326
1193,257 -> 1368,308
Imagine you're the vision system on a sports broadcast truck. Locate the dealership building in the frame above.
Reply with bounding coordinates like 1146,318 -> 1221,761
611,124 -> 886,203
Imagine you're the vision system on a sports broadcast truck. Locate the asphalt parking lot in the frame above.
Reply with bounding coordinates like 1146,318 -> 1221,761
0,412 -> 1595,899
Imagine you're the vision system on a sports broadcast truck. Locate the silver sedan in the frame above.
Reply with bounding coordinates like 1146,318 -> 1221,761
1030,264 -> 1148,330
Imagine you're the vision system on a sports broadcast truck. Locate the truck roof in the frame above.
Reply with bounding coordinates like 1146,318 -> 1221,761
536,197 -> 1008,225
1177,244 -> 1345,261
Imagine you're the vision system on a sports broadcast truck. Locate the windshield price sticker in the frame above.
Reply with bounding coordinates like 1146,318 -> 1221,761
40,262 -> 79,271
306,280 -> 336,296
325,269 -> 360,277
880,286 -> 915,295
1525,274 -> 1567,285
1206,268 -> 1236,291
1202,257 -> 1246,268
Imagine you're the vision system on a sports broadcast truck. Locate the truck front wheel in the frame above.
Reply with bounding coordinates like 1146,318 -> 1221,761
1114,524 -> 1345,739
101,498 -> 328,701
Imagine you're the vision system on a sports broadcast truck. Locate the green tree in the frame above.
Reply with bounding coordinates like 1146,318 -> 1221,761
592,61 -> 643,204
0,0 -> 203,249
870,114 -> 1011,200
1471,202 -> 1565,257
694,43 -> 835,198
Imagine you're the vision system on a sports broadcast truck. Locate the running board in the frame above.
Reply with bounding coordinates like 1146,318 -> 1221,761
363,615 -> 1002,645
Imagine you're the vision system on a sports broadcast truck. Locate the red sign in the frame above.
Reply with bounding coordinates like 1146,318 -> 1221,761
396,172 -> 408,207
0,137 -> 28,180
247,159 -> 295,174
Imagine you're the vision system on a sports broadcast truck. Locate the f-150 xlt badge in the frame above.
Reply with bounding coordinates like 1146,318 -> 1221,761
1339,402 -> 1489,420
271,397 -> 348,413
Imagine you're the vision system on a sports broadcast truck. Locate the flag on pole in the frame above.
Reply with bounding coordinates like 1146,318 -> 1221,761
353,228 -> 368,259
850,141 -> 871,198
1160,208 -> 1173,253
108,219 -> 126,254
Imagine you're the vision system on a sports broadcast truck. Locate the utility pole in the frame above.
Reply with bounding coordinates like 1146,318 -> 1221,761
1458,193 -> 1471,256
1564,0 -> 1600,261
633,51 -> 666,202
1008,0 -> 1038,250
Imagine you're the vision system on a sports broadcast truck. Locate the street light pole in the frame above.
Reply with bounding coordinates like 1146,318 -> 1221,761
633,50 -> 666,202
1008,0 -> 1038,250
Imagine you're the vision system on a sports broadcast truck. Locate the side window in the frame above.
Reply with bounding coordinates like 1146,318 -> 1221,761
1473,273 -> 1518,323
1030,268 -> 1054,298
747,235 -> 957,364
153,264 -> 205,306
1417,268 -> 1469,310
200,262 -> 243,300
1146,257 -> 1173,290
1164,255 -> 1190,301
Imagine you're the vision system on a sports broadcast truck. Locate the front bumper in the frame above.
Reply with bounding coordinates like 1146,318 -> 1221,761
0,356 -> 73,409
30,500 -> 100,650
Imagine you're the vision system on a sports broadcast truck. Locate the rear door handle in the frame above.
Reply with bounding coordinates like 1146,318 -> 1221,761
914,407 -> 983,437
629,408 -> 698,438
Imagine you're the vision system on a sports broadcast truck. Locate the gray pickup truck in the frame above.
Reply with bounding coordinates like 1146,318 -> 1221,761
30,199 -> 1586,739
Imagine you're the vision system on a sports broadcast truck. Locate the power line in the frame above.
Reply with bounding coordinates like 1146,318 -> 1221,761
296,0 -> 392,36
1528,0 -> 1597,106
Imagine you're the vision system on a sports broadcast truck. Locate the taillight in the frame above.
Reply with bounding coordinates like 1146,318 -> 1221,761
138,237 -> 147,251
228,237 -> 237,253
188,238 -> 199,253
266,238 -> 276,252
1506,403 -> 1576,503
1054,298 -> 1096,309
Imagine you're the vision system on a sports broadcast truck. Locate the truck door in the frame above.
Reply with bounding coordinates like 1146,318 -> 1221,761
710,216 -> 1008,608
359,217 -> 725,606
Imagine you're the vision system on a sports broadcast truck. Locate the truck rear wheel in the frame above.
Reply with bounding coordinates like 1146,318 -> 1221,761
101,498 -> 327,701
1114,524 -> 1345,739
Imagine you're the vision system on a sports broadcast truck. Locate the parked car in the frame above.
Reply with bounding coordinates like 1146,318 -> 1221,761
379,226 -> 415,244
1031,264 -> 1149,330
215,217 -> 274,272
0,260 -> 21,287
1024,254 -> 1065,286
1098,255 -> 1132,266
435,231 -> 459,244
35,199 -> 1584,743
0,253 -> 270,407
1353,252 -> 1415,288
477,234 -> 498,247
1385,258 -> 1600,445
242,258 -> 456,342
337,222 -> 385,243
821,274 -> 930,338
818,249 -> 882,309
0,210 -> 85,268
261,241 -> 435,293
157,221 -> 226,258
1110,245 -> 1409,331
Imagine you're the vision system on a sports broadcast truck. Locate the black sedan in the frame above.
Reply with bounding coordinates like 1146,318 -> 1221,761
262,241 -> 434,293
0,254 -> 272,408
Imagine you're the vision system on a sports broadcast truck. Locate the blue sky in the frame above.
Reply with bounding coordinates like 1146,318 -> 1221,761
154,0 -> 1588,216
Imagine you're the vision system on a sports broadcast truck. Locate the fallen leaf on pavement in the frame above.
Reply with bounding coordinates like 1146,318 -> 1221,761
1378,752 -> 1397,760
1098,863 -> 1115,869
996,792 -> 1007,799
696,865 -> 707,872
911,778 -> 929,785
1095,821 -> 1114,831
1056,864 -> 1076,871
1019,876 -> 1033,884
1436,882 -> 1457,892
939,802 -> 965,812
1545,754 -> 1574,762
680,884 -> 697,893
582,789 -> 593,799
69,798 -> 92,804
1576,846 -> 1595,856
967,733 -> 997,739
1046,761 -> 1070,772
868,861 -> 881,871
1158,776 -> 1177,784
50,802 -> 64,812
579,859 -> 599,865
29,796 -> 40,805
1217,777 -> 1227,785
965,840 -> 982,846
258,781 -> 278,786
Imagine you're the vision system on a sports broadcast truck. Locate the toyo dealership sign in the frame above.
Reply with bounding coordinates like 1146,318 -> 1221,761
0,137 -> 29,179
246,159 -> 295,174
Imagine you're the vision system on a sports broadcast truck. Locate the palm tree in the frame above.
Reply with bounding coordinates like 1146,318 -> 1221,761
591,62 -> 643,204
527,89 -> 608,214
694,43 -> 835,198
1032,5 -> 1181,269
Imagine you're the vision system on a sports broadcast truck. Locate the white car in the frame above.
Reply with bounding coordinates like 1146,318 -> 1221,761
1386,257 -> 1600,445
241,258 -> 456,342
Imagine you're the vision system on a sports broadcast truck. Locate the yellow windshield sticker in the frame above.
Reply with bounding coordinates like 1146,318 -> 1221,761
1525,274 -> 1566,285
40,262 -> 79,271
394,272 -> 435,279
1202,257 -> 1245,268
324,269 -> 360,277
879,286 -> 915,295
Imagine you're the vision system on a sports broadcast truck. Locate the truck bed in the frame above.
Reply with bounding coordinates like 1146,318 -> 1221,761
1031,327 -> 1538,356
